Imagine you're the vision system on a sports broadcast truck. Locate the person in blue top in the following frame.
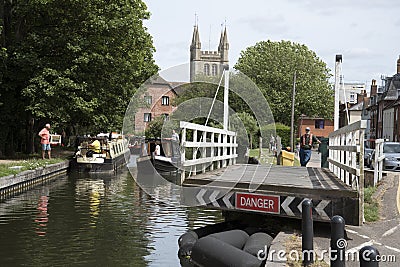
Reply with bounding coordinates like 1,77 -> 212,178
299,127 -> 321,167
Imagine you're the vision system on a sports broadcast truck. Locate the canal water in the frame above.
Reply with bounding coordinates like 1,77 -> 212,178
0,162 -> 223,266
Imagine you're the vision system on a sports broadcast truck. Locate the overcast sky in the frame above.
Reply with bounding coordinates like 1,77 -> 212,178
143,0 -> 400,89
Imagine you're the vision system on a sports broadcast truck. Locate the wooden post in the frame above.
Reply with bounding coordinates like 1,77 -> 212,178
359,128 -> 365,225
192,129 -> 197,175
222,133 -> 227,168
217,133 -> 221,169
210,132 -> 215,171
202,131 -> 206,173
180,127 -> 186,185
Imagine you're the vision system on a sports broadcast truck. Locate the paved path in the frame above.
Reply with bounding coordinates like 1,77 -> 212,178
313,173 -> 400,266
305,149 -> 321,168
265,152 -> 400,266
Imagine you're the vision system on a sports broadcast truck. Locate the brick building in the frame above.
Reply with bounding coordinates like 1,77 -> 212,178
134,76 -> 178,133
297,116 -> 334,138
367,56 -> 400,146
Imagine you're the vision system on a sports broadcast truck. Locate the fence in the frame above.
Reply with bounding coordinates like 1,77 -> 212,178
179,121 -> 238,184
373,139 -> 385,185
328,120 -> 367,225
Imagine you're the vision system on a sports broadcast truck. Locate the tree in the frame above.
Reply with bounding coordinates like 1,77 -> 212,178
234,40 -> 333,126
0,0 -> 158,155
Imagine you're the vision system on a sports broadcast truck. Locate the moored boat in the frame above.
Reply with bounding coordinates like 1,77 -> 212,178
136,138 -> 181,179
128,136 -> 144,155
72,133 -> 130,172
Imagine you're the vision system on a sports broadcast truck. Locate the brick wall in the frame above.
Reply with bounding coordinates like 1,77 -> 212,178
134,84 -> 177,133
298,118 -> 334,138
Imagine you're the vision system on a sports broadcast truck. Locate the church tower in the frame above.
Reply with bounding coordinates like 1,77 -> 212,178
190,24 -> 229,82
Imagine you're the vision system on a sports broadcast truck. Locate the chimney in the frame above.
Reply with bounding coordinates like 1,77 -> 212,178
397,56 -> 400,73
370,79 -> 377,96
357,90 -> 367,104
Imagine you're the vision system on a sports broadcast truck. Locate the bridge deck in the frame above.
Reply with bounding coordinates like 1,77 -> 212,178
183,164 -> 360,225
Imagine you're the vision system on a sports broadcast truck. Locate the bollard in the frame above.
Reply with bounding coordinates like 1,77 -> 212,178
331,215 -> 346,267
302,199 -> 314,266
359,246 -> 380,267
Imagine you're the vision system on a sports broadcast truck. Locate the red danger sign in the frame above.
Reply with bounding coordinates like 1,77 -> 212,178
235,193 -> 280,214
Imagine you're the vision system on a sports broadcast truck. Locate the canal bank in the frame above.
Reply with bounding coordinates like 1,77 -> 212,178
0,160 -> 70,197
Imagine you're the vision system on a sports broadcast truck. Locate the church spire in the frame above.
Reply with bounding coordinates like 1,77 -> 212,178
191,25 -> 201,50
218,25 -> 229,51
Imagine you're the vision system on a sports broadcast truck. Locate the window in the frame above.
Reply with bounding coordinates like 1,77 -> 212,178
144,95 -> 152,105
204,64 -> 210,76
161,96 -> 169,106
163,113 -> 169,121
349,92 -> 355,103
212,64 -> 218,76
315,120 -> 325,129
144,113 -> 152,122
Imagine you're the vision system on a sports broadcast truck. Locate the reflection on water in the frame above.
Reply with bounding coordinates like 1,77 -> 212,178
0,166 -> 222,266
34,195 -> 49,236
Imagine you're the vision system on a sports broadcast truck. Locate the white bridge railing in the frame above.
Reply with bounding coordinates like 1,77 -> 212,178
179,121 -> 238,184
373,139 -> 385,185
328,120 -> 367,225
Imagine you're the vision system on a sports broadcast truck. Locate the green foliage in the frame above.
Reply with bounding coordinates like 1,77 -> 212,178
261,123 -> 291,148
364,186 -> 379,222
235,40 -> 333,126
233,112 -> 258,149
0,0 -> 158,155
173,81 -> 221,106
144,117 -> 164,138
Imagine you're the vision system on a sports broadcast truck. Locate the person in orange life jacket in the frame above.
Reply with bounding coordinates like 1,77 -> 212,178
299,127 -> 321,167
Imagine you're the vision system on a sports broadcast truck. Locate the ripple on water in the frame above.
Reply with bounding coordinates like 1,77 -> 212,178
0,170 -> 223,266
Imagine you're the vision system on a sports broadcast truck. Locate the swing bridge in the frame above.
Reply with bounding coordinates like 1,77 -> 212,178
175,119 -> 383,226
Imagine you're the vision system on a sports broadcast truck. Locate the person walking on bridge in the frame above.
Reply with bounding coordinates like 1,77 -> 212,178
299,127 -> 321,167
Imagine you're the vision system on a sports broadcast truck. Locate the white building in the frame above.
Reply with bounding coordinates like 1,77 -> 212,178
339,80 -> 366,105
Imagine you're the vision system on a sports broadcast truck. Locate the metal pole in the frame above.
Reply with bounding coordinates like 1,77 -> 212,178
302,199 -> 314,266
331,215 -> 346,267
334,55 -> 342,131
223,69 -> 229,131
290,71 -> 296,151
359,246 -> 380,267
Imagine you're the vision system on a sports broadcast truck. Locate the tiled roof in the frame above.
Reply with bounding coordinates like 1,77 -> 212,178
348,102 -> 363,111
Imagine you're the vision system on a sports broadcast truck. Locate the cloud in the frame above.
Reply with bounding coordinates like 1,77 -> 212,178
153,40 -> 189,70
295,0 -> 400,15
237,15 -> 289,35
343,48 -> 375,59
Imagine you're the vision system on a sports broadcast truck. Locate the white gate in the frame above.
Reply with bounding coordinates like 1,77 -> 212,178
179,121 -> 238,184
328,120 -> 366,225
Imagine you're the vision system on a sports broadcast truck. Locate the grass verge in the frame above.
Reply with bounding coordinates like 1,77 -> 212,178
0,158 -> 65,178
364,186 -> 379,222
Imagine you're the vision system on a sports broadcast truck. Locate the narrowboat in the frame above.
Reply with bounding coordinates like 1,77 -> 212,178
73,133 -> 130,172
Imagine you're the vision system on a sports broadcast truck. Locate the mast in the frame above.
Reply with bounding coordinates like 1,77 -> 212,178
334,55 -> 342,130
223,68 -> 229,130
290,71 -> 296,151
